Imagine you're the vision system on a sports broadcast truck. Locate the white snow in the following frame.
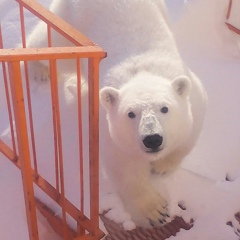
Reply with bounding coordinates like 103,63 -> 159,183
1,0 -> 240,239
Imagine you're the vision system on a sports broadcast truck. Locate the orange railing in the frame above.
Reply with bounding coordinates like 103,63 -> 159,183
0,0 -> 106,239
225,0 -> 240,35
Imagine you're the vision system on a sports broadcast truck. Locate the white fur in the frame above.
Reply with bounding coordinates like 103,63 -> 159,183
27,0 -> 207,228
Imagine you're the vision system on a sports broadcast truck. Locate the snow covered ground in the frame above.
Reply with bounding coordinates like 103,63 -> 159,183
1,0 -> 240,239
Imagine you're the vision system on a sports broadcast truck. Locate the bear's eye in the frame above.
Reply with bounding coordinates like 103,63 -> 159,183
128,111 -> 136,118
160,106 -> 168,114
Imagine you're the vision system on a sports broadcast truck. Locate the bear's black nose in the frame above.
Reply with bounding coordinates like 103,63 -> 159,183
143,134 -> 163,149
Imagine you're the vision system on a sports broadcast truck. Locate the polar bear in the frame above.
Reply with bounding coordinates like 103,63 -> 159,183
99,62 -> 207,227
27,0 -> 207,228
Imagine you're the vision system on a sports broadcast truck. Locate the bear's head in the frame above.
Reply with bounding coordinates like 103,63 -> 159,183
100,73 -> 193,162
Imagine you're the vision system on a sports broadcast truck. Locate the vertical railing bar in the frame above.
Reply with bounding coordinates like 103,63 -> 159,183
49,59 -> 69,239
19,3 -> 39,174
0,23 -> 17,156
47,24 -> 52,47
226,0 -> 232,20
76,58 -> 85,236
8,61 -> 39,240
1,62 -> 18,155
47,24 -> 60,191
23,61 -> 39,173
0,24 -> 4,49
51,80 -> 60,192
88,57 -> 100,234
19,3 -> 27,48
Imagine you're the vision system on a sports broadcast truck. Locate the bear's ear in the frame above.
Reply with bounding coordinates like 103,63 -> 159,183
99,87 -> 119,110
172,76 -> 191,97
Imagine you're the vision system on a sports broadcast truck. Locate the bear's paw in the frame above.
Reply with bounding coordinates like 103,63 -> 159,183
27,61 -> 50,82
127,191 -> 170,228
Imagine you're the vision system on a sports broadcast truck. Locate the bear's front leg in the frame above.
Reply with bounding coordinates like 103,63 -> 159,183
123,185 -> 169,228
113,161 -> 170,228
23,61 -> 50,82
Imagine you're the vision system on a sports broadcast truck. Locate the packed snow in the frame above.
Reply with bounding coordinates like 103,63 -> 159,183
1,0 -> 240,239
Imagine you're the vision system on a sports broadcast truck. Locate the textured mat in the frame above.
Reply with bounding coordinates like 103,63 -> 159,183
100,212 -> 193,240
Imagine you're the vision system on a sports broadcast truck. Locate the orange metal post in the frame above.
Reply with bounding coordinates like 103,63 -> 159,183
49,60 -> 60,193
76,58 -> 85,236
49,59 -> 69,239
88,58 -> 101,237
0,24 -> 17,156
225,0 -> 240,35
0,46 -> 105,61
19,5 -> 39,173
8,61 -> 39,240
226,0 -> 232,20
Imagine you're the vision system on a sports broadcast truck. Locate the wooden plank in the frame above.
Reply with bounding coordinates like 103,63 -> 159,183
36,198 -> 105,240
226,22 -> 240,35
0,140 -> 17,161
0,46 -> 106,61
8,61 -> 39,240
35,198 -> 77,239
226,0 -> 233,19
88,58 -> 101,236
